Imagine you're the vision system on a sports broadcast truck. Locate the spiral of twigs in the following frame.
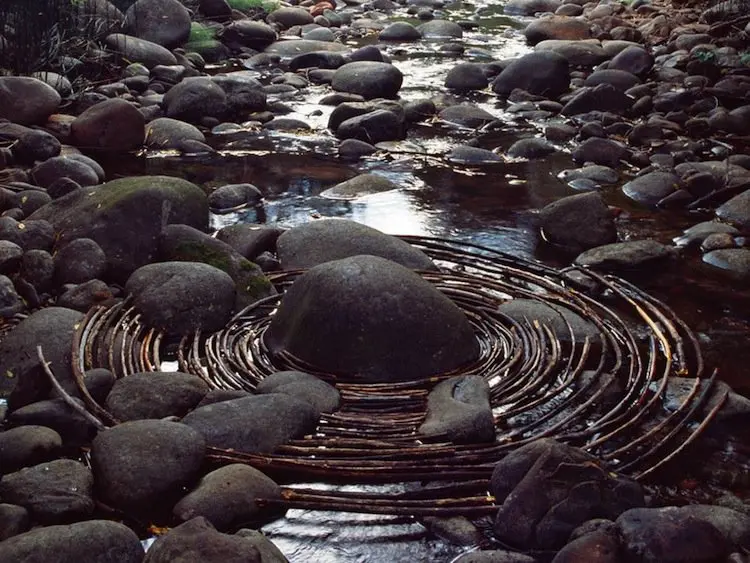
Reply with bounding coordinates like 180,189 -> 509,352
71,236 -> 723,516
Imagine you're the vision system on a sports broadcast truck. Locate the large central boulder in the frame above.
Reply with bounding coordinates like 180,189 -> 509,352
263,255 -> 479,382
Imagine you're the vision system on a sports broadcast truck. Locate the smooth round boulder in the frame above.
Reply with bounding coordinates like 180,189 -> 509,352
91,419 -> 206,511
125,0 -> 191,48
31,156 -> 99,189
72,99 -> 145,152
221,20 -> 277,50
417,19 -> 463,38
538,192 -> 617,252
524,16 -> 591,45
267,7 -> 314,28
264,255 -> 479,382
609,45 -> 653,77
575,240 -> 674,271
105,372 -> 210,421
256,370 -> 341,414
163,76 -> 228,123
622,171 -> 680,206
0,426 -> 62,474
445,63 -> 489,91
492,51 -> 570,99
0,77 -> 61,125
275,218 -> 435,270
53,238 -> 107,285
208,183 -> 263,212
380,21 -> 422,41
320,173 -> 398,200
331,62 -> 403,100
126,261 -> 236,334
105,33 -> 178,68
145,117 -> 205,149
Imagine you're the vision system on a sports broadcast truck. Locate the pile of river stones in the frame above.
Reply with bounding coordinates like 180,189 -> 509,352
2,0 -> 750,559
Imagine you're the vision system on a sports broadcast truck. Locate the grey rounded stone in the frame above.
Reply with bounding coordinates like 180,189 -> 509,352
125,0 -> 190,48
145,117 -> 205,149
53,238 -> 107,285
256,370 -> 341,414
0,426 -> 62,474
492,51 -> 570,99
0,77 -> 61,125
105,372 -> 209,421
575,240 -> 675,271
538,192 -> 617,252
331,62 -> 403,99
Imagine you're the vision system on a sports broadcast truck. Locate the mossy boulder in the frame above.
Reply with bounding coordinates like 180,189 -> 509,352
29,176 -> 208,281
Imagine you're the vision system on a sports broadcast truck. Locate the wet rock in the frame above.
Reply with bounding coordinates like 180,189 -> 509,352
288,51 -> 346,71
380,21 -> 422,40
215,224 -> 282,261
440,104 -> 496,128
29,175 -> 209,280
524,16 -> 591,45
538,192 -> 617,252
105,33 -> 178,68
703,248 -> 750,282
545,122 -> 577,142
208,183 -> 262,212
447,145 -> 502,165
558,165 -> 618,186
572,137 -> 629,167
0,307 -> 83,410
213,72 -> 267,116
0,459 -> 94,524
320,173 -> 397,199
419,375 -> 495,444
173,464 -> 281,530
264,255 -> 477,382
504,0 -> 561,15
0,504 -> 29,541
422,515 -> 484,546
12,130 -> 61,164
145,117 -> 205,149
20,249 -> 54,293
561,83 -> 633,115
678,505 -> 750,550
0,520 -> 144,563
492,439 -> 645,551
616,506 -> 729,563
256,370 -> 341,414
126,261 -> 235,334
336,109 -> 404,143
551,528 -> 621,563
31,156 -> 100,188
701,232 -> 736,252
0,426 -> 62,474
332,62 -> 403,99
105,372 -> 209,421
0,275 -> 23,318
304,27 -> 336,41
0,217 -> 54,252
125,0 -> 190,48
716,189 -> 750,230
17,190 -> 52,216
143,517 -> 262,562
445,63 -> 489,91
265,39 -> 348,58
7,398 -> 97,446
453,551 -> 537,562
584,69 -> 641,91
575,240 -> 674,271
164,76 -> 227,123
53,238 -> 107,285
622,171 -> 680,206
0,77 -> 61,125
267,7 -> 314,28
158,223 -> 275,308
609,45 -> 653,77
536,39 -> 608,67
57,279 -> 114,312
92,419 -> 205,511
338,138 -> 377,160
492,51 -> 570,99
276,219 -> 435,270
182,393 -> 319,452
507,137 -> 557,159
221,21 -> 277,50
418,19 -> 463,38
497,298 -> 601,345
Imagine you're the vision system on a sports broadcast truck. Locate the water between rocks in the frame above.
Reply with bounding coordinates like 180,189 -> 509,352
98,1 -> 750,559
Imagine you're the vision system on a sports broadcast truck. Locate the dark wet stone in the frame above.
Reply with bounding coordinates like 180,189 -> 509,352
105,33 -> 178,68
447,145 -> 502,165
212,72 -> 267,117
0,275 -> 23,318
0,504 -> 30,541
609,45 -> 653,77
221,20 -> 277,50
536,40 -> 608,67
332,61 -> 403,99
0,241 -> 22,275
616,507 -> 729,563
380,21 -> 422,40
267,6 -> 314,28
159,223 -> 274,308
197,389 -> 251,408
57,279 -> 114,312
105,372 -> 209,421
439,104 -> 496,128
445,63 -> 489,91
12,130 -> 61,164
164,76 -> 227,123
492,439 -> 645,551
29,175 -> 209,281
504,0 -> 561,15
538,192 -> 617,252
584,69 -> 641,91
338,138 -> 377,160
92,419 -> 205,511
31,156 -> 99,189
622,171 -> 680,206
19,249 -> 54,292
304,27 -> 336,41
0,426 -> 62,474
199,0 -> 232,18
0,77 -> 61,126
276,218 -> 435,270
53,238 -> 107,285
422,516 -> 483,546
418,19 -> 463,38
419,375 -> 495,444
551,528 -> 621,563
182,393 -> 319,452
678,505 -> 750,550
16,190 -> 51,216
558,165 -> 618,186
71,98 -> 144,152
265,39 -> 348,58
337,109 -> 404,143
320,173 -> 397,200
492,51 -> 570,99
701,232 -> 736,252
173,465 -> 281,530
145,117 -> 205,149
289,51 -> 346,71
524,16 -> 591,45
561,83 -> 633,116
507,137 -> 556,159
7,398 -> 97,446
545,122 -> 577,142
0,218 -> 54,252
143,517 -> 261,563
703,249 -> 750,282
264,255 -> 477,382
0,459 -> 93,524
263,118 -> 311,131
0,520 -> 144,563
125,0 -> 190,48
716,190 -> 750,230
0,307 -> 83,410
497,298 -> 601,345
125,261 -> 235,335
453,551 -> 537,562
256,371 -> 341,415
575,240 -> 674,271
572,137 -> 629,167
215,224 -> 282,261
208,183 -> 262,212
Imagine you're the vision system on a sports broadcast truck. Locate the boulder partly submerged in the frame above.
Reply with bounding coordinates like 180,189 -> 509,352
264,255 -> 479,382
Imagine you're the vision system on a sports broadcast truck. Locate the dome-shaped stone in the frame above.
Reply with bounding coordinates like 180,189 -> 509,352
263,255 -> 479,382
